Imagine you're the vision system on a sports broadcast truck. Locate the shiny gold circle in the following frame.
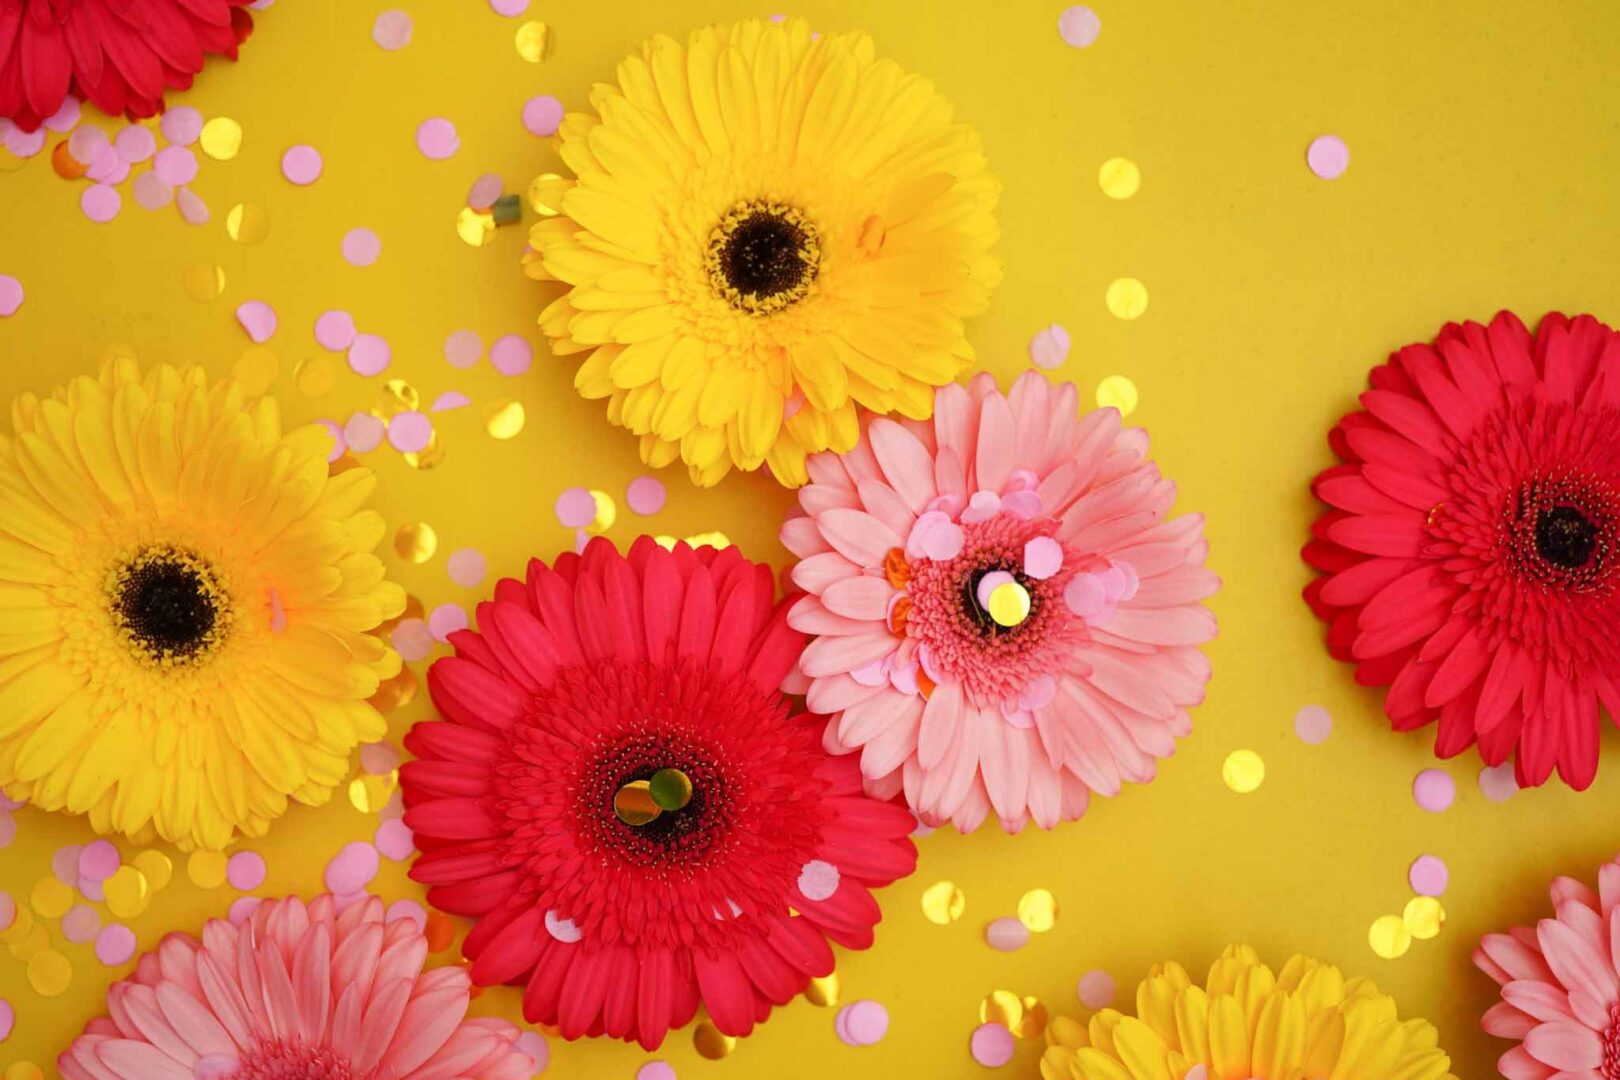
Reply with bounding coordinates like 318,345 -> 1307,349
614,780 -> 662,827
1403,896 -> 1446,940
804,972 -> 839,1007
979,989 -> 1023,1029
376,379 -> 420,417
693,1020 -> 736,1060
1016,888 -> 1059,933
920,880 -> 966,925
456,206 -> 497,247
515,20 -> 551,62
349,770 -> 399,813
199,116 -> 243,160
485,399 -> 526,439
648,768 -> 693,811
404,430 -> 446,470
368,666 -> 419,713
226,202 -> 269,243
527,173 -> 568,216
394,522 -> 439,564
182,263 -> 226,301
295,355 -> 336,397
132,850 -> 173,891
587,489 -> 617,535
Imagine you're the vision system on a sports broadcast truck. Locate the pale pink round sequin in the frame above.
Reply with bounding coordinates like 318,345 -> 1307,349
372,9 -> 413,50
131,172 -> 174,211
444,329 -> 482,368
177,187 -> 210,225
839,1000 -> 889,1047
95,923 -> 137,966
1058,6 -> 1101,47
1409,854 -> 1448,896
428,604 -> 469,642
81,183 -> 121,223
314,420 -> 345,462
0,998 -> 11,1042
0,890 -> 13,931
386,899 -> 427,930
379,789 -> 404,822
489,334 -> 533,375
1029,323 -> 1070,370
518,1033 -> 550,1076
555,487 -> 596,528
1023,536 -> 1063,580
44,97 -> 80,132
236,300 -> 277,343
1413,768 -> 1455,812
160,106 -> 203,145
3,123 -> 45,156
985,916 -> 1030,952
1307,135 -> 1350,180
226,851 -> 267,891
227,897 -> 263,926
1077,969 -> 1116,1009
348,333 -> 391,376
796,860 -> 839,902
67,124 -> 108,163
1293,704 -> 1333,744
635,1063 -> 674,1080
431,391 -> 471,412
391,618 -> 435,660
488,0 -> 529,14
61,904 -> 102,944
78,840 -> 120,882
415,118 -> 460,160
113,125 -> 156,163
343,413 -> 386,453
468,173 -> 503,211
0,275 -> 22,317
78,875 -> 104,902
360,742 -> 399,774
342,227 -> 382,267
387,410 -> 433,453
281,144 -> 323,185
970,1023 -> 1016,1067
323,841 -> 380,894
87,145 -> 131,184
522,95 -> 565,137
1478,762 -> 1519,803
53,845 -> 85,885
152,145 -> 199,186
447,548 -> 488,587
314,310 -> 357,350
626,476 -> 666,516
375,819 -> 415,861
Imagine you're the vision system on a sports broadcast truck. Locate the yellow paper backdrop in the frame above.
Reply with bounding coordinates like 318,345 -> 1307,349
4,1 -> 1620,1076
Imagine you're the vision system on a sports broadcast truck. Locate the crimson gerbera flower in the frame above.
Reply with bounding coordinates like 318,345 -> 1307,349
0,0 -> 254,132
400,536 -> 918,1050
1305,310 -> 1620,789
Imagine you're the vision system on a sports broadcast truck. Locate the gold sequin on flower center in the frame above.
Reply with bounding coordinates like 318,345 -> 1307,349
705,199 -> 821,316
105,545 -> 236,667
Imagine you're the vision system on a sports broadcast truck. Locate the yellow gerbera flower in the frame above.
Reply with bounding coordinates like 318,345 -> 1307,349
524,16 -> 1002,487
1042,946 -> 1456,1080
0,360 -> 405,851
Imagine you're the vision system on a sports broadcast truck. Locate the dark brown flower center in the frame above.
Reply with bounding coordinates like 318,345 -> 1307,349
706,199 -> 820,315
583,732 -> 728,867
109,546 -> 231,665
1535,505 -> 1598,569
1506,473 -> 1619,592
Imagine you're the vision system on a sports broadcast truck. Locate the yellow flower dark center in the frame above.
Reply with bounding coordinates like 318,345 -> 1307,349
706,199 -> 820,315
108,546 -> 233,667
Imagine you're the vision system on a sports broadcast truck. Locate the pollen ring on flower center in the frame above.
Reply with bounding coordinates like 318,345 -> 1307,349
106,545 -> 234,666
705,199 -> 821,315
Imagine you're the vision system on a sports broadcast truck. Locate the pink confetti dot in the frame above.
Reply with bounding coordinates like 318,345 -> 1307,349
1293,704 -> 1333,744
387,411 -> 433,453
488,0 -> 529,14
837,1000 -> 889,1047
236,300 -> 277,343
626,476 -> 666,516
324,841 -> 380,894
518,1032 -> 551,1075
447,548 -> 488,587
3,122 -> 44,157
77,874 -> 105,901
431,391 -> 471,412
0,812 -> 14,848
94,923 -> 137,966
468,173 -> 503,211
797,860 -> 840,901
0,275 -> 22,317
1029,324 -> 1070,370
0,891 -> 15,931
281,144 -> 323,185
1077,969 -> 1115,1009
113,125 -> 156,164
1409,854 -> 1448,896
81,183 -> 122,223
314,310 -> 357,351
360,743 -> 399,774
177,187 -> 210,225
227,897 -> 262,926
0,793 -> 20,812
489,334 -> 533,375
152,145 -> 199,186
348,333 -> 391,376
343,413 -> 385,453
342,227 -> 382,267
1058,6 -> 1101,47
226,851 -> 267,891
555,487 -> 596,528
1023,536 -> 1064,580
53,845 -> 85,886
1413,768 -> 1455,812
1478,762 -> 1519,803
1307,134 -> 1350,180
386,899 -> 427,930
522,95 -> 565,137
131,172 -> 174,211
428,604 -> 469,642
635,1063 -> 673,1080
372,9 -> 413,50
0,997 -> 12,1042
314,420 -> 346,462
68,124 -> 108,164
391,618 -> 435,661
78,840 -> 120,882
375,818 -> 415,861
87,144 -> 131,184
444,329 -> 482,368
61,904 -> 102,943
44,97 -> 80,132
415,118 -> 460,160
985,916 -> 1030,952
333,891 -> 368,912
161,106 -> 203,145
970,1023 -> 1016,1067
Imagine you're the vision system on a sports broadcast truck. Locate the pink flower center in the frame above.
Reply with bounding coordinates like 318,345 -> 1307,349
1605,999 -> 1620,1079
233,1041 -> 357,1080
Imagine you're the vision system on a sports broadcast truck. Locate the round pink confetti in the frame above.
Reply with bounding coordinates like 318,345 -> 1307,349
518,1032 -> 551,1075
1307,134 -> 1350,180
489,334 -> 533,375
160,106 -> 203,145
391,618 -> 434,660
348,333 -> 391,376
555,487 -> 596,528
95,923 -> 137,966
372,9 -> 413,50
227,897 -> 263,926
985,916 -> 1030,952
0,794 -> 20,812
333,891 -> 367,912
1413,768 -> 1455,812
81,183 -> 121,223
969,1023 -> 1016,1067
488,0 -> 529,14
797,859 -> 839,901
87,144 -> 130,184
522,95 -> 565,137
323,841 -> 380,894
113,124 -> 156,163
468,173 -> 503,211
1293,704 -> 1333,744
177,187 -> 210,225
626,476 -> 666,516
1478,762 -> 1519,803
53,845 -> 85,886
314,310 -> 357,351
1077,969 -> 1115,1009
1058,6 -> 1101,47
1029,324 -> 1070,370
131,172 -> 174,211
0,891 -> 14,932
386,899 -> 427,930
61,904 -> 102,944
428,604 -> 469,642
67,125 -> 108,168
314,420 -> 345,462
226,851 -> 267,891
387,411 -> 433,453
342,227 -> 382,267
236,300 -> 277,343
415,118 -> 460,160
0,275 -> 22,317
431,391 -> 471,412
833,1000 -> 888,1047
343,413 -> 386,453
360,742 -> 399,774
152,145 -> 199,186
1409,854 -> 1449,897
0,812 -> 14,849
379,789 -> 404,821
444,329 -> 482,368
0,996 -> 12,1042
636,1063 -> 674,1080
43,97 -> 80,132
78,839 -> 120,882
78,874 -> 107,902
1023,536 -> 1063,580
281,144 -> 323,185
3,123 -> 44,157
375,818 -> 415,861
447,547 -> 488,587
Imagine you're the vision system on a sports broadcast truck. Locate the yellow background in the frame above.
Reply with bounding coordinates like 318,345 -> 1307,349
4,1 -> 1620,1076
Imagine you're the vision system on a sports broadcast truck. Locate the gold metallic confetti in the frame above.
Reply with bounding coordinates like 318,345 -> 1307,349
1098,157 -> 1141,199
1016,888 -> 1059,933
527,173 -> 568,216
988,581 -> 1031,627
233,346 -> 279,395
1403,896 -> 1445,940
369,666 -> 420,712
227,202 -> 270,243
0,904 -> 34,943
7,923 -> 48,961
980,990 -> 1024,1029
1222,749 -> 1265,794
404,430 -> 447,470
377,379 -> 420,417
693,1020 -> 737,1060
1105,277 -> 1149,320
200,116 -> 243,160
30,877 -> 73,919
3,1063 -> 45,1080
296,355 -> 337,397
804,972 -> 840,1007
485,399 -> 526,440
921,880 -> 966,925
1368,914 -> 1412,959
132,850 -> 173,891
187,850 -> 229,889
515,20 -> 551,62
394,522 -> 439,564
614,780 -> 662,826
649,768 -> 693,811
27,948 -> 72,996
684,530 -> 731,550
456,206 -> 498,247
587,489 -> 617,535
183,262 -> 227,301
104,866 -> 151,918
1095,374 -> 1140,417
1013,996 -> 1048,1039
53,140 -> 88,179
349,770 -> 400,813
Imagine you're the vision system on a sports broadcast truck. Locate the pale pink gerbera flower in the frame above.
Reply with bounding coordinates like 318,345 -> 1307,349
782,371 -> 1219,832
59,894 -> 536,1080
1476,854 -> 1620,1079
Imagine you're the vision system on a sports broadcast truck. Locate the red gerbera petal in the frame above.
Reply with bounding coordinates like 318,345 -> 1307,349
401,536 -> 918,1050
1305,310 -> 1620,790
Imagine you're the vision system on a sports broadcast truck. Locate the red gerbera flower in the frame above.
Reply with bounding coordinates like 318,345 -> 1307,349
1305,310 -> 1620,789
0,0 -> 254,132
400,536 -> 919,1050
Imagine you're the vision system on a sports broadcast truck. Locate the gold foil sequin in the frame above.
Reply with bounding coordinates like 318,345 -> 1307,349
26,948 -> 72,996
921,880 -> 966,925
527,173 -> 568,216
183,263 -> 226,301
199,116 -> 243,160
1013,997 -> 1048,1039
226,202 -> 269,243
988,581 -> 1031,627
369,666 -> 419,713
104,866 -> 150,918
587,489 -> 617,535
693,1020 -> 737,1060
804,972 -> 840,1007
1098,157 -> 1141,199
30,878 -> 73,919
980,990 -> 1024,1029
515,20 -> 551,62
376,379 -> 421,417
350,770 -> 400,813
404,430 -> 446,470
0,904 -> 34,943
456,207 -> 497,247
394,522 -> 439,564
1403,896 -> 1446,940
614,780 -> 662,827
485,399 -> 526,439
233,346 -> 279,395
7,923 -> 48,961
1105,277 -> 1148,320
1369,914 -> 1412,959
187,850 -> 228,889
296,355 -> 336,397
132,850 -> 173,891
648,768 -> 693,811
1222,749 -> 1265,794
1016,889 -> 1059,933
1096,374 -> 1140,417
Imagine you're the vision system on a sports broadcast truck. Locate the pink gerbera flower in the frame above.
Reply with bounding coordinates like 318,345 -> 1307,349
59,893 -> 535,1080
1305,311 -> 1620,789
400,537 -> 918,1050
782,371 -> 1219,833
1475,854 -> 1620,1078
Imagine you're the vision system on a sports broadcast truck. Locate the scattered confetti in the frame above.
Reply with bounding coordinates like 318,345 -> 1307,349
26,949 -> 71,996
555,487 -> 597,529
969,1023 -> 1016,1067
1412,768 -> 1455,812
395,522 -> 439,564
236,300 -> 278,343
375,819 -> 415,861
132,172 -> 174,211
517,1032 -> 550,1076
797,860 -> 840,902
489,0 -> 529,15
416,118 -> 460,160
1016,888 -> 1059,932
1404,897 -> 1447,940
467,174 -> 504,212
344,413 -> 385,453
68,124 -> 108,163
587,489 -> 617,534
52,846 -> 84,886
188,850 -> 229,889
29,878 -> 72,919
527,173 -> 567,215
44,98 -> 80,131
113,124 -> 156,163
177,187 -> 210,225
314,310 -> 358,351
1478,762 -> 1518,803
1368,914 -> 1411,959
103,866 -> 150,918
1293,704 -> 1333,744
1409,852 -> 1450,897
515,21 -> 551,62
636,1064 -> 675,1080
342,227 -> 382,267
386,899 -> 427,931
226,851 -> 267,891
233,347 -> 279,395
152,144 -> 199,185
372,9 -> 413,50
228,897 -> 263,925
447,548 -> 488,587
522,95 -> 565,137
428,603 -> 469,641
489,334 -> 533,375
920,880 -> 966,925
0,892 -> 13,932
388,411 -> 434,453
0,997 -> 11,1041
160,106 -> 203,145
1058,6 -> 1101,48
456,207 -> 497,247
1222,748 -> 1264,793
805,973 -> 840,1007
226,202 -> 270,243
281,144 -> 323,185
199,116 -> 243,160
61,905 -> 100,944
348,333 -> 392,376
1094,374 -> 1140,417
0,275 -> 21,317
392,619 -> 435,661
1077,969 -> 1115,1009
183,262 -> 226,301
692,1020 -> 735,1060
1307,134 -> 1350,180
1098,156 -> 1140,199
985,917 -> 1030,952
297,356 -> 337,397
1105,277 -> 1148,320
3,1064 -> 43,1080
80,183 -> 121,223
131,851 -> 172,891
626,476 -> 667,516
1027,323 -> 1069,370
94,924 -> 137,966
76,841 -> 117,883
837,1000 -> 889,1047
324,841 -> 381,894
